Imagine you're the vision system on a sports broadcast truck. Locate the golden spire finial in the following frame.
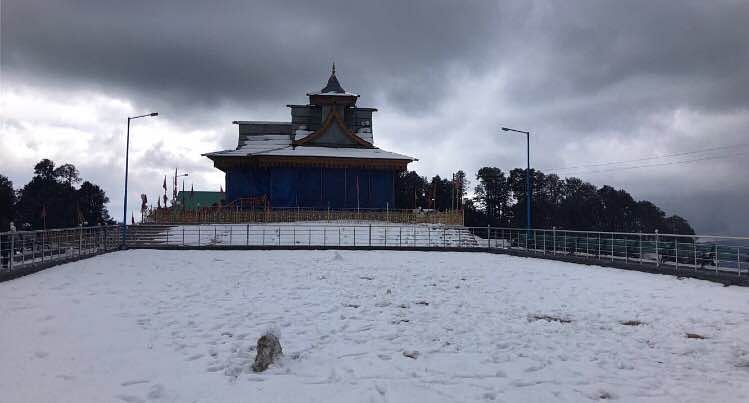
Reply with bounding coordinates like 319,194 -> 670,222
332,62 -> 336,75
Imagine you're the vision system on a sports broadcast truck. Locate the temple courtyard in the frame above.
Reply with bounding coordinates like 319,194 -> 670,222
1,250 -> 748,402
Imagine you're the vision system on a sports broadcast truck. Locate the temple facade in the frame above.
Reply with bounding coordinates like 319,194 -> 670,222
204,66 -> 416,209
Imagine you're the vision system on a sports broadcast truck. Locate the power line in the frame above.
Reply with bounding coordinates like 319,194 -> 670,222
542,143 -> 748,172
548,151 -> 748,176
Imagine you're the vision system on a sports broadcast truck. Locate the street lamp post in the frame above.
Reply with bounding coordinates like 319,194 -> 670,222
122,112 -> 158,248
501,127 -> 532,232
174,172 -> 188,209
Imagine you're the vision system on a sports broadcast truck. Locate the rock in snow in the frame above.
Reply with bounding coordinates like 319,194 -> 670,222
402,350 -> 420,359
252,333 -> 283,372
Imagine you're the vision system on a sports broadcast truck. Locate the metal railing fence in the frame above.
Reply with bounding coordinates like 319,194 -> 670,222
2,223 -> 746,279
1,225 -> 122,273
124,224 -> 746,276
481,227 -> 747,276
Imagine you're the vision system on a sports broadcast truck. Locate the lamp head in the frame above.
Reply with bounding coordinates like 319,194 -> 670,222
501,127 -> 510,131
150,112 -> 159,117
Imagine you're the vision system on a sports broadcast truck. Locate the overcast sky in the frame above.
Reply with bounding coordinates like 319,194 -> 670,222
1,0 -> 748,234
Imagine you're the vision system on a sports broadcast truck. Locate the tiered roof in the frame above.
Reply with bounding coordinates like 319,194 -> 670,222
204,66 -> 416,170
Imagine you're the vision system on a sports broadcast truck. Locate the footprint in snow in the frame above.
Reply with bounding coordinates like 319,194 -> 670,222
148,384 -> 165,399
121,380 -> 150,387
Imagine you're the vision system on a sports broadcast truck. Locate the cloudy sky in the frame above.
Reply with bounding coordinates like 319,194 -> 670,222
1,0 -> 748,234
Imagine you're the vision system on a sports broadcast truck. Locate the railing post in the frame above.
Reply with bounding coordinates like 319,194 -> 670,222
229,226 -> 233,245
639,233 -> 643,264
9,231 -> 14,271
198,226 -> 201,246
552,227 -> 556,254
737,247 -> 741,276
246,224 -> 250,245
353,226 -> 356,247
563,231 -> 567,254
443,227 -> 446,248
182,227 -> 185,246
714,243 -> 719,273
694,241 -> 697,270
543,230 -> 546,254
586,234 -> 589,256
655,230 -> 659,267
79,225 -> 83,257
308,227 -> 311,246
399,226 -> 402,247
293,226 -> 296,245
487,225 -> 491,249
611,233 -> 614,262
369,224 -> 372,247
675,238 -> 679,271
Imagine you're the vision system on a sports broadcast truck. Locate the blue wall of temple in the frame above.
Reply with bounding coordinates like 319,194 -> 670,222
226,167 -> 395,209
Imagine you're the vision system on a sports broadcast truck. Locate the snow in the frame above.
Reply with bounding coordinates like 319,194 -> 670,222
138,223 -> 480,248
205,144 -> 415,161
1,250 -> 748,402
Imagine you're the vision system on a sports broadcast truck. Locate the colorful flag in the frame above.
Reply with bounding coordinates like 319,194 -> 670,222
140,194 -> 148,212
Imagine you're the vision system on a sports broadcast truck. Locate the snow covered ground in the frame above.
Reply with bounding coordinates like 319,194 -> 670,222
1,250 -> 748,402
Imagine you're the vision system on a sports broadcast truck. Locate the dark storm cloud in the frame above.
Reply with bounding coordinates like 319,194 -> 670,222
2,0 -> 504,116
5,1 -> 748,115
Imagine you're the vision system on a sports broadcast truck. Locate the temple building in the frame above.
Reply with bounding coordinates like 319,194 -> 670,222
204,66 -> 416,209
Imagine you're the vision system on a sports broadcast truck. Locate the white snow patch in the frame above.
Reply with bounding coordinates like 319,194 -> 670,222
1,250 -> 748,402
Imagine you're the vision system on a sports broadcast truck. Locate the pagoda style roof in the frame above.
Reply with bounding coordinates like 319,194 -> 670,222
204,65 -> 416,171
321,67 -> 345,93
306,63 -> 359,97
204,145 -> 414,161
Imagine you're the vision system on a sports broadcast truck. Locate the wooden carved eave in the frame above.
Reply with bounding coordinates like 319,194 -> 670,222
293,110 -> 373,148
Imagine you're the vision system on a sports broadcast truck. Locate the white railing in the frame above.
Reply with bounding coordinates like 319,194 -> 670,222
0,225 -> 122,273
2,224 -> 746,279
483,227 -> 747,276
125,223 -> 480,249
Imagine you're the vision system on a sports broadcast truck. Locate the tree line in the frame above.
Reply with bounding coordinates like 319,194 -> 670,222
395,167 -> 695,235
0,159 -> 113,232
